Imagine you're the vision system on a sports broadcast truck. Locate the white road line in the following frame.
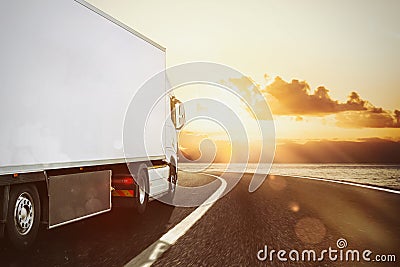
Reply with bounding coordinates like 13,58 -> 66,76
220,170 -> 400,195
282,174 -> 400,195
124,173 -> 226,267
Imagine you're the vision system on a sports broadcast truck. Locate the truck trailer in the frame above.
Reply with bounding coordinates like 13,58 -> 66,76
0,0 -> 185,249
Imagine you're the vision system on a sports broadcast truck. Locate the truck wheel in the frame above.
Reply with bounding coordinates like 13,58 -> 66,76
6,184 -> 41,250
135,166 -> 149,214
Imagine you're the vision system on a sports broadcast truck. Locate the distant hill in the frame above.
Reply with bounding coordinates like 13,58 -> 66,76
273,139 -> 400,164
179,138 -> 400,164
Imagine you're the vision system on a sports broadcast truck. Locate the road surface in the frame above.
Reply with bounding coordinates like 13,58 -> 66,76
0,172 -> 399,266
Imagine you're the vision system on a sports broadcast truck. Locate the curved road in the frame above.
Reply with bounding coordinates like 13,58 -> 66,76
0,172 -> 399,266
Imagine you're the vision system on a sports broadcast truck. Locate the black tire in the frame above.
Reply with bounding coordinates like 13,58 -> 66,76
168,163 -> 177,200
134,165 -> 149,214
6,184 -> 41,250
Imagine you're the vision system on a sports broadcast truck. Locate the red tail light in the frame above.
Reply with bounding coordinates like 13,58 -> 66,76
112,177 -> 134,186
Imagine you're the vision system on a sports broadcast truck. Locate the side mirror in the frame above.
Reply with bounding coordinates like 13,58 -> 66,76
174,102 -> 185,130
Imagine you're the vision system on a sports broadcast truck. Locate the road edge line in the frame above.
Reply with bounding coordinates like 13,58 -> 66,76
220,170 -> 400,194
281,174 -> 400,194
124,173 -> 226,267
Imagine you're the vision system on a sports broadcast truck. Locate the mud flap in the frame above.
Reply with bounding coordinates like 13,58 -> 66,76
48,170 -> 111,228
0,185 -> 10,238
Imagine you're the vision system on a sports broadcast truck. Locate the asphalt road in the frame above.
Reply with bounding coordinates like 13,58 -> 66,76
1,172 -> 399,266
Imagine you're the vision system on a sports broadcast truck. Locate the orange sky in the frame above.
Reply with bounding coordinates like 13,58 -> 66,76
175,78 -> 399,163
87,1 -> 400,162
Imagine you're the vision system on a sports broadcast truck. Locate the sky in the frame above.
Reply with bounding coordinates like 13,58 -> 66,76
88,0 -> 400,162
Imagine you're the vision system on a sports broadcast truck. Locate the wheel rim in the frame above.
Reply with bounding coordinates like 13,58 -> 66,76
13,192 -> 35,235
138,174 -> 146,205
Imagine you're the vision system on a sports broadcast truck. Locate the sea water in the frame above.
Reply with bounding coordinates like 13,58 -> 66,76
179,163 -> 400,190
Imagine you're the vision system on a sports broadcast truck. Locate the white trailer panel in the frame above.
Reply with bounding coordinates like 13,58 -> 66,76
0,0 -> 166,175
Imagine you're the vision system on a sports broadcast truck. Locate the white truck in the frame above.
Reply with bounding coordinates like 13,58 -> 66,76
0,0 -> 185,249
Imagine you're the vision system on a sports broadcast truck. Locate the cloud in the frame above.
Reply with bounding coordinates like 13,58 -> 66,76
264,77 -> 367,115
223,76 -> 273,120
336,109 -> 400,128
263,76 -> 400,128
224,75 -> 399,128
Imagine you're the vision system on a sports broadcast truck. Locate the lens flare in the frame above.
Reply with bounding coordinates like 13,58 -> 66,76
123,62 -> 275,207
